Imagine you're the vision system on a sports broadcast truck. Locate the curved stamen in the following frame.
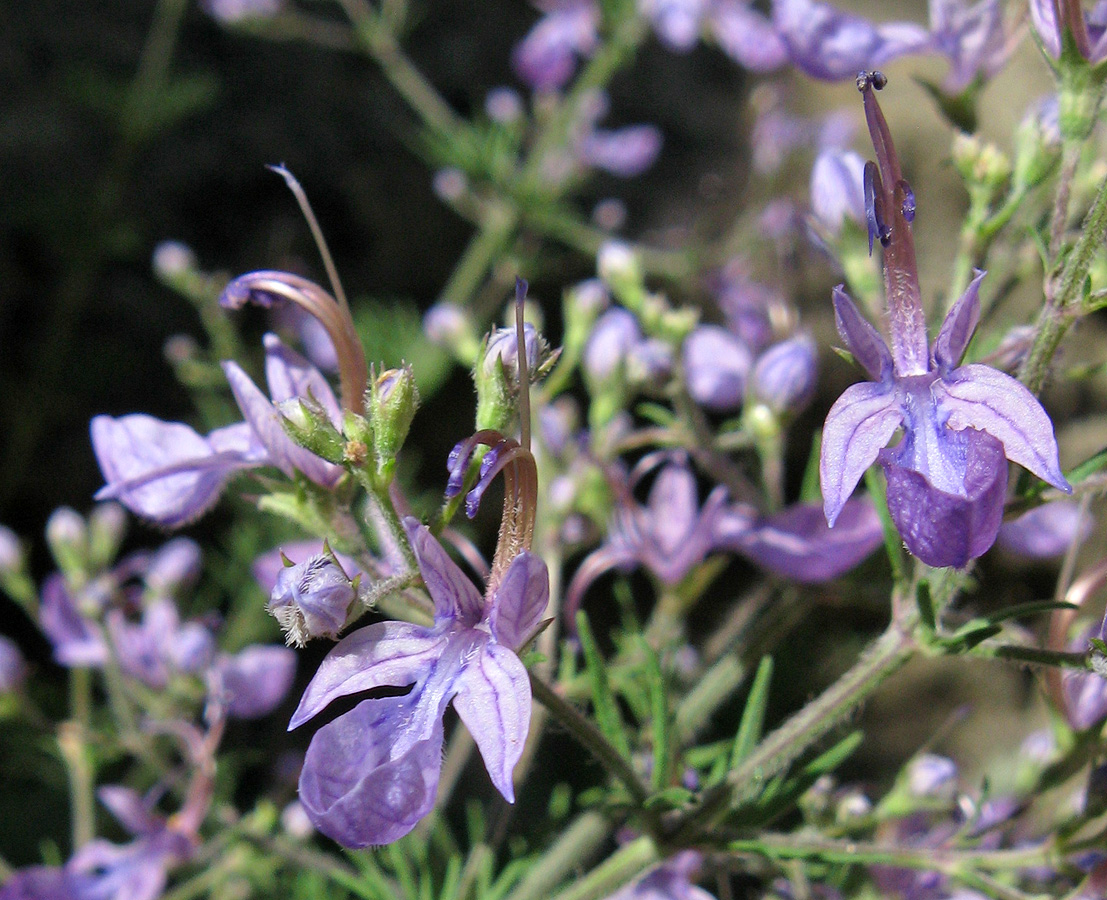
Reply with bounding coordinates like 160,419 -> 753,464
221,271 -> 368,415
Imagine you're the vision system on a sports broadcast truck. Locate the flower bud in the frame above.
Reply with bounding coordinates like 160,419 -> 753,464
277,397 -> 347,465
0,635 -> 27,694
145,537 -> 203,596
0,526 -> 23,578
749,334 -> 818,415
583,308 -> 641,383
906,753 -> 958,799
46,507 -> 88,578
152,240 -> 197,281
597,241 -> 646,310
475,323 -> 551,433
485,86 -> 524,124
268,551 -> 358,646
682,325 -> 752,412
1013,96 -> 1062,192
88,502 -> 127,570
424,302 -> 480,364
370,366 -> 419,485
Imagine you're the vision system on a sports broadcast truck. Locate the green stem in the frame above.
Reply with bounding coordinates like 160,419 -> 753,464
1019,167 -> 1107,393
338,0 -> 464,138
529,672 -> 650,806
504,812 -> 611,900
60,668 -> 96,850
672,614 -> 917,840
726,832 -> 1056,874
437,203 -> 519,310
547,836 -> 660,900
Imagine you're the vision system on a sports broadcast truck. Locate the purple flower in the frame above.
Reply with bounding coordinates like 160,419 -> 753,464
810,148 -> 866,235
512,2 -> 600,91
706,0 -> 788,71
579,124 -> 663,178
209,645 -> 297,720
820,74 -> 1069,568
1062,625 -> 1107,731
682,326 -> 753,412
584,308 -> 644,382
107,599 -> 215,689
202,0 -> 282,22
605,850 -> 716,900
714,497 -> 884,582
91,416 -> 264,528
997,500 -> 1092,559
0,635 -> 27,693
268,551 -> 358,646
1030,0 -> 1107,64
39,574 -> 108,668
772,0 -> 932,81
929,0 -> 1008,92
749,334 -> 818,415
291,519 -> 548,847
222,333 -> 344,488
640,0 -> 707,52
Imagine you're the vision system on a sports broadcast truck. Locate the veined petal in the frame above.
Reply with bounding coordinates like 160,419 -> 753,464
452,642 -> 531,803
263,333 -> 342,427
880,427 -> 1007,567
1028,0 -> 1062,58
933,269 -> 985,373
223,360 -> 342,487
403,518 -> 485,625
298,695 -> 445,847
289,621 -> 446,729
936,364 -> 1070,491
735,498 -> 884,581
821,382 -> 903,525
91,414 -> 256,527
489,552 -> 550,651
832,286 -> 893,381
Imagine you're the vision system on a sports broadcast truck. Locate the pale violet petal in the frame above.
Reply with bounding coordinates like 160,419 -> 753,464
936,364 -> 1070,491
402,518 -> 485,625
832,286 -> 893,381
452,642 -> 531,803
262,333 -> 343,426
821,382 -> 903,525
489,553 -> 550,651
289,621 -> 446,729
933,269 -> 985,373
298,695 -> 444,847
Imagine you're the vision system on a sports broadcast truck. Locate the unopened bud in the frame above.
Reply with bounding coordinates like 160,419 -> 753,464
597,241 -> 646,310
152,241 -> 197,281
475,323 -> 553,432
268,551 -> 358,646
749,334 -> 818,415
682,326 -> 752,412
370,366 -> 419,484
46,507 -> 88,577
88,502 -> 127,570
1013,96 -> 1062,191
424,302 -> 480,364
277,397 -> 347,465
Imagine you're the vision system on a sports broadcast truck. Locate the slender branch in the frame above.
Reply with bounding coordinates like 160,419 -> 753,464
529,672 -> 650,806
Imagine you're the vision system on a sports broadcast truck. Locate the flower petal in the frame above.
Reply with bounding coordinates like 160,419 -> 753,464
452,642 -> 531,803
820,382 -> 903,525
734,498 -> 884,581
489,552 -> 550,650
263,333 -> 342,426
91,414 -> 255,527
289,621 -> 445,729
933,269 -> 985,373
936,364 -> 1070,491
402,518 -> 485,625
222,361 -> 342,487
832,286 -> 893,381
298,695 -> 445,847
214,645 -> 297,719
708,0 -> 788,71
880,427 -> 1007,567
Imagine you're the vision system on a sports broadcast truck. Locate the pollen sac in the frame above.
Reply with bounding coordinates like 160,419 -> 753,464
268,552 -> 357,646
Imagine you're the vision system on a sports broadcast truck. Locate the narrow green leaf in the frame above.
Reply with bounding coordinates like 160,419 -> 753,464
864,468 -> 905,583
800,431 -> 823,504
576,611 -> 632,760
801,730 -> 864,779
916,579 -> 936,633
730,656 -> 774,769
982,600 -> 1075,625
638,638 -> 670,791
643,787 -> 694,810
438,855 -> 462,900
